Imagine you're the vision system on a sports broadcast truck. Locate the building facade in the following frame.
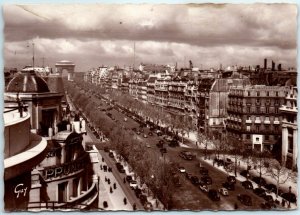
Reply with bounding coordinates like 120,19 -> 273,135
227,85 -> 289,151
280,86 -> 298,169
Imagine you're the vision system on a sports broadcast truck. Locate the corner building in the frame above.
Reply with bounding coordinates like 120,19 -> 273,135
226,85 -> 289,151
280,86 -> 297,169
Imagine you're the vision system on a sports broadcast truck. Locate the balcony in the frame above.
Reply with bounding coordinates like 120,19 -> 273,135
246,119 -> 252,124
264,120 -> 270,124
27,182 -> 98,211
254,119 -> 261,124
273,120 -> 280,125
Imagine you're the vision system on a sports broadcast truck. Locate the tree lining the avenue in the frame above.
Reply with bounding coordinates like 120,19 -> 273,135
65,80 -> 178,209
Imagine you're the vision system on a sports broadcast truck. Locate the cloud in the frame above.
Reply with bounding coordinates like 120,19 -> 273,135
3,4 -> 297,71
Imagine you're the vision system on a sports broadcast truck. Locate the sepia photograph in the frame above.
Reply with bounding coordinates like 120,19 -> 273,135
2,2 -> 298,212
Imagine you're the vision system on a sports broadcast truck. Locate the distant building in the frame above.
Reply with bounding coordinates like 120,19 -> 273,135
207,73 -> 250,135
5,70 -> 64,136
280,86 -> 297,169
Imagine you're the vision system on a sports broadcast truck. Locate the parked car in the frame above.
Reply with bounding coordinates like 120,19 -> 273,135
252,177 -> 267,187
240,170 -> 250,178
264,183 -> 277,193
179,151 -> 194,160
253,187 -> 266,197
185,172 -> 193,180
190,176 -> 201,185
139,194 -> 148,205
281,192 -> 297,203
218,188 -> 229,196
201,176 -> 212,185
143,134 -> 148,138
199,184 -> 209,193
109,152 -> 114,158
227,176 -> 236,184
126,175 -> 133,182
136,131 -> 141,135
237,194 -> 252,206
241,180 -> 253,190
222,181 -> 235,190
129,180 -> 138,189
208,189 -> 220,201
199,167 -> 209,175
168,140 -> 179,147
146,143 -> 151,148
104,147 -> 109,152
263,194 -> 274,203
134,187 -> 142,198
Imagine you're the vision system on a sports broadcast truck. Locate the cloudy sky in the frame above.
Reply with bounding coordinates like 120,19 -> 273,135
3,3 -> 297,72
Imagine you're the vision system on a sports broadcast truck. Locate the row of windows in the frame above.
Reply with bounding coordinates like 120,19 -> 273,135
229,106 -> 280,114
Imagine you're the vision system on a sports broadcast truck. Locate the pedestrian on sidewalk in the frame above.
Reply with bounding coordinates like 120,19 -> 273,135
123,177 -> 126,183
133,203 -> 137,210
123,197 -> 127,205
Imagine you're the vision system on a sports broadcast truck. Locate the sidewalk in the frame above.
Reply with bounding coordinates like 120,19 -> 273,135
112,151 -> 165,211
82,132 -> 133,210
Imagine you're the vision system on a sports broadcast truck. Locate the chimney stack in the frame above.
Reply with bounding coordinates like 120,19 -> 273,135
278,64 -> 282,71
264,58 -> 267,70
272,61 -> 275,71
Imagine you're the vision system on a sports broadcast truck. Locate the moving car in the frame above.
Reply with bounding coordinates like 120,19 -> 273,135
227,176 -> 236,184
179,151 -> 194,160
143,134 -> 148,138
218,188 -> 229,196
190,176 -> 201,185
222,181 -> 235,190
201,176 -> 212,185
199,184 -> 209,193
253,187 -> 266,197
160,148 -> 167,154
199,167 -> 209,175
208,189 -> 220,201
156,140 -> 164,148
178,166 -> 186,173
144,202 -> 153,211
237,194 -> 252,206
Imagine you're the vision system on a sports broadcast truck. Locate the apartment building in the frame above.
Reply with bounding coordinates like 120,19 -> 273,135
227,85 -> 289,151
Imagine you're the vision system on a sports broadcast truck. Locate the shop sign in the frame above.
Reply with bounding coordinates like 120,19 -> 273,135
44,160 -> 85,180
